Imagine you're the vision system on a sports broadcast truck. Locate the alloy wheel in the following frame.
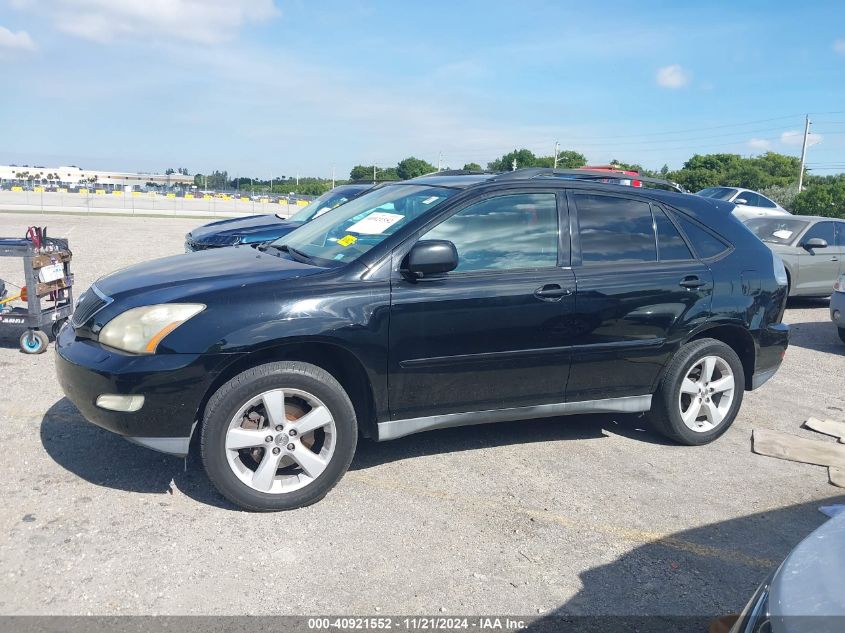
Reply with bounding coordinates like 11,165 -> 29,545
224,388 -> 336,494
677,355 -> 735,432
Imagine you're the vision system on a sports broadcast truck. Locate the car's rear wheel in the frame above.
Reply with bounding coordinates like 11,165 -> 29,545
647,338 -> 744,445
201,361 -> 357,511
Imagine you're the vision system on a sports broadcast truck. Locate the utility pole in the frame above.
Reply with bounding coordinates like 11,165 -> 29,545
296,173 -> 299,187
437,151 -> 443,172
511,158 -> 517,171
373,165 -> 377,182
553,141 -> 560,169
798,114 -> 811,193
331,164 -> 335,189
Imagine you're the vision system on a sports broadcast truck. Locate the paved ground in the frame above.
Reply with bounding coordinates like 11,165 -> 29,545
0,213 -> 843,619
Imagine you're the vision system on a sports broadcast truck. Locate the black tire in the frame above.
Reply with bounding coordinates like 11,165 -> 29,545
200,361 -> 357,511
20,329 -> 49,354
647,338 -> 744,445
51,318 -> 67,339
838,327 -> 845,344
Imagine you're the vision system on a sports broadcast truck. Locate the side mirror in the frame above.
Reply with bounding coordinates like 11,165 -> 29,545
802,237 -> 828,250
733,198 -> 748,206
403,240 -> 458,278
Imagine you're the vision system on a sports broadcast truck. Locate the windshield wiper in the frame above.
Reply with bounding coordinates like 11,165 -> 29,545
274,244 -> 315,264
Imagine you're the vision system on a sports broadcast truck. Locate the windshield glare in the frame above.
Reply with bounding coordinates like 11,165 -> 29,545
279,189 -> 359,223
744,218 -> 809,245
697,187 -> 736,200
272,185 -> 457,266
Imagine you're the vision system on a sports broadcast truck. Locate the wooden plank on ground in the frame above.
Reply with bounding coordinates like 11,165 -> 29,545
830,467 -> 845,488
752,428 -> 845,469
805,417 -> 845,443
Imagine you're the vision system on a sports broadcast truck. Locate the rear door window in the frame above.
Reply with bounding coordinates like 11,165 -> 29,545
574,194 -> 656,265
654,207 -> 693,261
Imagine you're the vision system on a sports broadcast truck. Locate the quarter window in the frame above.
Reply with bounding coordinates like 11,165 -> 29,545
675,215 -> 730,259
575,194 -> 656,264
424,193 -> 558,272
654,207 -> 693,261
758,195 -> 777,209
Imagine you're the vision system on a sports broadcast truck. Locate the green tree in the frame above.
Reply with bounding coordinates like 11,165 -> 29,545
554,150 -> 587,169
487,149 -> 539,171
396,156 -> 436,180
462,162 -> 482,171
792,176 -> 845,218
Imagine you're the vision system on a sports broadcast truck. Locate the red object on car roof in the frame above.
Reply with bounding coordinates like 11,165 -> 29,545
578,165 -> 642,187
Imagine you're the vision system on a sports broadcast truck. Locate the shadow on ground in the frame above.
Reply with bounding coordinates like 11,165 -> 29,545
787,320 -> 844,354
40,397 -> 668,510
523,496 -> 845,633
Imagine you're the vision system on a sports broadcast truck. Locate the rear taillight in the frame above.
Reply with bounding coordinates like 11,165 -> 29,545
835,275 -> 845,292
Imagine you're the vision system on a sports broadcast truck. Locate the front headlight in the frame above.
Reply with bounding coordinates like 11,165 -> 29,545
99,304 -> 205,354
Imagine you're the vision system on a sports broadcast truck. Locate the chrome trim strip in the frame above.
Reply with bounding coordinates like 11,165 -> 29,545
377,394 -> 652,441
125,435 -> 192,456
399,339 -> 665,369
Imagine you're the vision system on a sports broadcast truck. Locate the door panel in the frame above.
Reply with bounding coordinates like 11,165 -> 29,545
388,268 -> 577,418
567,262 -> 713,401
796,222 -> 840,294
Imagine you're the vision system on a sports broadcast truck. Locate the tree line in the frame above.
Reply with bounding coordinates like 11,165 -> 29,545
192,149 -> 845,218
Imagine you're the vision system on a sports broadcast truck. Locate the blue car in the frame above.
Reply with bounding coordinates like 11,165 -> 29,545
184,183 -> 374,251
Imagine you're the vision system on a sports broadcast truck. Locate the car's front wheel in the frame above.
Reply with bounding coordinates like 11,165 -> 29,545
647,338 -> 744,445
201,361 -> 357,511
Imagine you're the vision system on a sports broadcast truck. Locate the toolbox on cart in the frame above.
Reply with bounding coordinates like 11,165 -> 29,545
0,229 -> 74,354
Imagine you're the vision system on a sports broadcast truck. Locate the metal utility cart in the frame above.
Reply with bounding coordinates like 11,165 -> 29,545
0,235 -> 74,354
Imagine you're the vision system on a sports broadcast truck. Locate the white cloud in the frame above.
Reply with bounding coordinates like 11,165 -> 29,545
781,130 -> 823,147
13,0 -> 279,45
834,39 -> 845,55
655,64 -> 690,89
748,138 -> 771,151
0,25 -> 36,51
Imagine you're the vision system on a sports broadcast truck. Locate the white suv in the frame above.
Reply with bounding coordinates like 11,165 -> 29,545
696,186 -> 790,221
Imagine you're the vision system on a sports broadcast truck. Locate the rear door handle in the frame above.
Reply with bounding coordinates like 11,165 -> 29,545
534,284 -> 573,301
679,275 -> 708,289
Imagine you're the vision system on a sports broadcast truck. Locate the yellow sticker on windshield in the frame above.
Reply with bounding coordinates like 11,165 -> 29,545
338,234 -> 358,247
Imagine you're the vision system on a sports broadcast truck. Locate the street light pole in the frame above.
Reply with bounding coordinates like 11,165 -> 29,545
553,141 -> 560,169
798,114 -> 811,193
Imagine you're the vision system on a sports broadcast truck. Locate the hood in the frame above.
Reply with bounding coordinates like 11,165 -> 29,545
770,511 -> 845,628
96,245 -> 325,301
187,214 -> 301,244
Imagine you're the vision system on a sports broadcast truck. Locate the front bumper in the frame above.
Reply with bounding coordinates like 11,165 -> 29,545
750,322 -> 790,391
54,324 -> 233,456
831,291 -> 845,328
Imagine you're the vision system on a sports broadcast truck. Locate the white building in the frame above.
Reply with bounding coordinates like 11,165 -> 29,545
0,164 -> 194,189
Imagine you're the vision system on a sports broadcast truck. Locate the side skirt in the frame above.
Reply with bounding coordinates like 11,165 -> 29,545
377,395 -> 652,441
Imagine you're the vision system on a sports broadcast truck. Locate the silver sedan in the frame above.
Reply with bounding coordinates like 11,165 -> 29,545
744,216 -> 845,297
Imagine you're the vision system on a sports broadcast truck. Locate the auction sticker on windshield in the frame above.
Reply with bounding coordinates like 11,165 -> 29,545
773,229 -> 793,240
346,212 -> 404,235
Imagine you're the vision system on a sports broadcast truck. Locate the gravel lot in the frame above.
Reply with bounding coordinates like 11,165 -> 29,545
1,213 -> 843,620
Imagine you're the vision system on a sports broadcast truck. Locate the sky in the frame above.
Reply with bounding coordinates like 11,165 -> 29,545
1,0 -> 844,179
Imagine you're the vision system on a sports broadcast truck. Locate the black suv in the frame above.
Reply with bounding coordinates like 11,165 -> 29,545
55,169 -> 789,511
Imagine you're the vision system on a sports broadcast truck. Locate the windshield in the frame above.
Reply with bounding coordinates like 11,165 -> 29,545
744,218 -> 809,245
279,188 -> 363,223
696,187 -> 736,200
271,184 -> 457,266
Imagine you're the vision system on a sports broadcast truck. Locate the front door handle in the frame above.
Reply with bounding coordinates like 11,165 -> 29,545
534,284 -> 573,301
679,275 -> 708,289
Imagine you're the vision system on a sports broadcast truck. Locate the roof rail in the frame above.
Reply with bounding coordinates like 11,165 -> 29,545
491,168 -> 687,193
416,169 -> 496,177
